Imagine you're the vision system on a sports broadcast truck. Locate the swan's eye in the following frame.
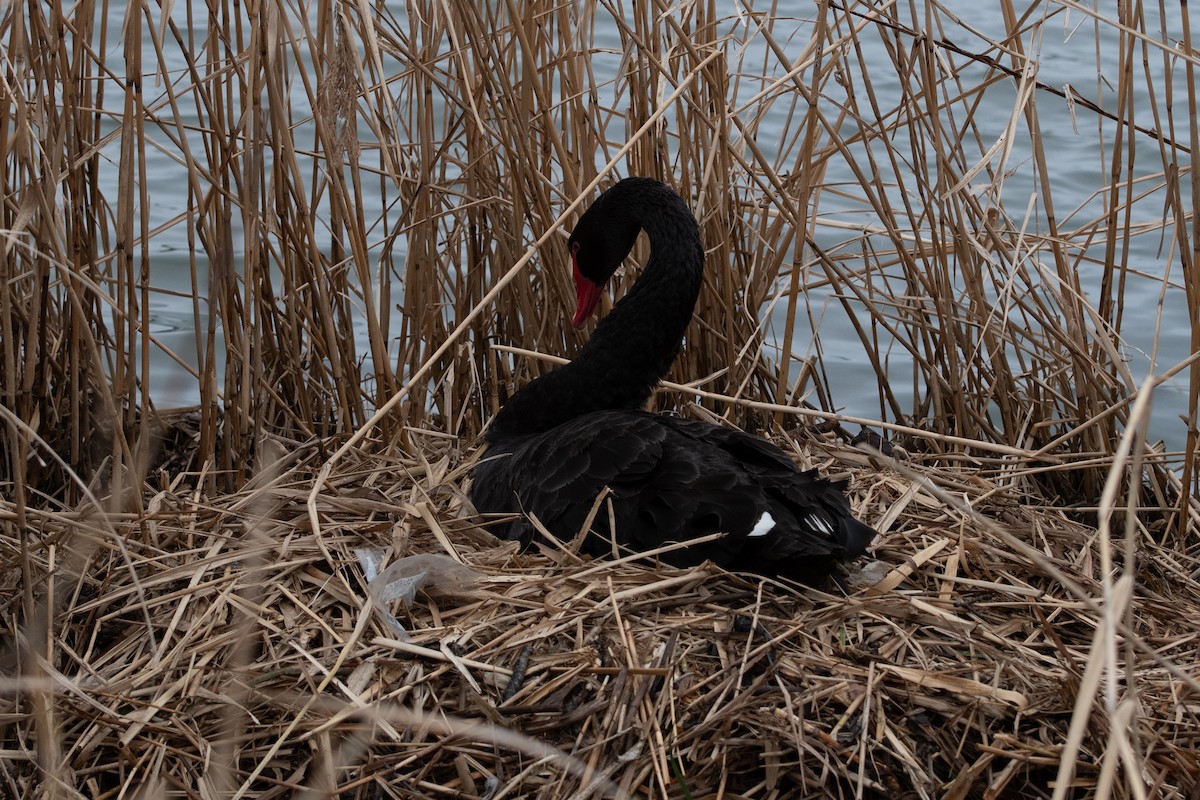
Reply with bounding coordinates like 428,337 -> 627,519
570,241 -> 580,256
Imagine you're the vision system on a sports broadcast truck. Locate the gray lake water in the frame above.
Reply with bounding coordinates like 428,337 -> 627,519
90,0 -> 1195,453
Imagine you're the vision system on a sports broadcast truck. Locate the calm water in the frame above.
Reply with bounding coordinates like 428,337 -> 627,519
94,1 -> 1194,451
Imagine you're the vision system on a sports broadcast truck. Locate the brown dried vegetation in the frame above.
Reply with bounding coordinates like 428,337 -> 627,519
2,0 -> 1199,798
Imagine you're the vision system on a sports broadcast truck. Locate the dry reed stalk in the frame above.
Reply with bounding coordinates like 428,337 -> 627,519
1178,0 -> 1200,538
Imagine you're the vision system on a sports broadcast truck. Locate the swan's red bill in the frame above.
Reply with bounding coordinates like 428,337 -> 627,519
571,260 -> 602,328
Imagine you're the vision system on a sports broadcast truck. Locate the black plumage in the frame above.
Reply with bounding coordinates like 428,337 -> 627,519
471,177 -> 876,581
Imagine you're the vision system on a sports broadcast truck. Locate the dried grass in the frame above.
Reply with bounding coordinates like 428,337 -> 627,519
3,0 -> 1200,796
3,422 -> 1198,798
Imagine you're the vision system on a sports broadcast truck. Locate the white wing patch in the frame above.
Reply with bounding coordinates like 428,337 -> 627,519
804,512 -> 835,537
748,511 -> 776,538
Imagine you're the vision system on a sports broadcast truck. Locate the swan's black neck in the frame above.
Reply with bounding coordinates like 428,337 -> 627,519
487,179 -> 704,442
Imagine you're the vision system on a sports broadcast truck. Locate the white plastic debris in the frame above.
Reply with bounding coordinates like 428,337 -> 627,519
355,550 -> 483,641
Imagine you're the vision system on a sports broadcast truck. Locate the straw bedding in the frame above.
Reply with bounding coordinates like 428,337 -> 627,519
4,0 -> 1200,795
2,422 -> 1198,799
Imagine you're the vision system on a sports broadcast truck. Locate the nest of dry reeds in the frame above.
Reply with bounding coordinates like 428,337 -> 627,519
3,416 -> 1197,799
4,0 -> 1200,797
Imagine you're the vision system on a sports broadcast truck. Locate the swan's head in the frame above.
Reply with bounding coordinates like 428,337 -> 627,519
567,186 -> 642,328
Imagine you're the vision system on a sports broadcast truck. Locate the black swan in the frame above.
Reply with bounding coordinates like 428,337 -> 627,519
471,177 -> 876,581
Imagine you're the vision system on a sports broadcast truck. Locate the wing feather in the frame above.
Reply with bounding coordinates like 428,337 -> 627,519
471,410 -> 875,578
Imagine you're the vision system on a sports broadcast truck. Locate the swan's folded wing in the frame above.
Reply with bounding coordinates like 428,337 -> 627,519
657,416 -> 801,473
473,411 -> 875,574
471,411 -> 669,543
658,416 -> 877,562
